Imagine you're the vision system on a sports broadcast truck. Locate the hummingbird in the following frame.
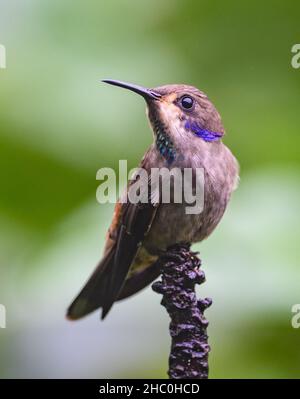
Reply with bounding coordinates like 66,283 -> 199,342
67,79 -> 239,320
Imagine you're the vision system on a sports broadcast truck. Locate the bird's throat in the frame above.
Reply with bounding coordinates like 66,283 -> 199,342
155,128 -> 176,164
148,107 -> 176,164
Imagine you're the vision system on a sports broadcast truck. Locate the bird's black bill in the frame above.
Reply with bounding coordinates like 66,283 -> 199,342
102,79 -> 161,100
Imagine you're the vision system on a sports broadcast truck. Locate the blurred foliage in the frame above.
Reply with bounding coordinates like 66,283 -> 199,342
0,0 -> 299,378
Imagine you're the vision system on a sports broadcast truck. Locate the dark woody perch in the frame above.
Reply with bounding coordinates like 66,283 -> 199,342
152,243 -> 211,379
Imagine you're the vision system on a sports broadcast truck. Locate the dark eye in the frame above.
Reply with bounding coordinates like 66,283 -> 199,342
180,96 -> 194,110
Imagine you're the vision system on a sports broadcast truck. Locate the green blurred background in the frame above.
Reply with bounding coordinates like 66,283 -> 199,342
0,0 -> 300,378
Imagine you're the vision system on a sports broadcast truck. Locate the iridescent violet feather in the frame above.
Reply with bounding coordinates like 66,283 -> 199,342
185,121 -> 223,142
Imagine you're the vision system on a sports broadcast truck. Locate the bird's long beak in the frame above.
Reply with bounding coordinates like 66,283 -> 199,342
102,79 -> 161,100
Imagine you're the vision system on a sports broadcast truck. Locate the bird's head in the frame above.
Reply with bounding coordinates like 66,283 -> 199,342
102,79 -> 225,163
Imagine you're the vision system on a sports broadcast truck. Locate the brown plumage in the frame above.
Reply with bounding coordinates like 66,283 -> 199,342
67,80 -> 239,320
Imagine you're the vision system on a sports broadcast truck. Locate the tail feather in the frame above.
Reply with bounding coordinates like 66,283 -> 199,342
66,230 -> 140,320
66,248 -> 115,320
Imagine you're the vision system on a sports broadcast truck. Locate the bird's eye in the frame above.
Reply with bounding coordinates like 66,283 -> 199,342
180,96 -> 194,110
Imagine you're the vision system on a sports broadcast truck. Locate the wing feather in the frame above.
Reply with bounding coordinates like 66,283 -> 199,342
67,158 -> 159,320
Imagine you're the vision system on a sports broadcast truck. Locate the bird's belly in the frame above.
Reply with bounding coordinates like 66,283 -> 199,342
143,183 -> 229,254
143,203 -> 205,254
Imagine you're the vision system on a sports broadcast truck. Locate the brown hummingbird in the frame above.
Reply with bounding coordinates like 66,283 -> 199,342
67,79 -> 239,320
